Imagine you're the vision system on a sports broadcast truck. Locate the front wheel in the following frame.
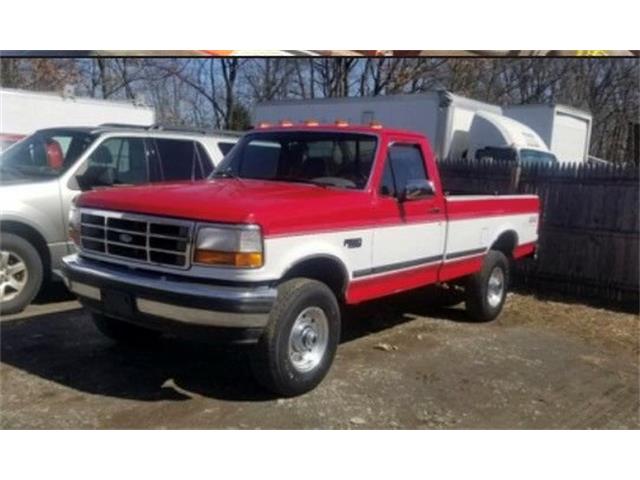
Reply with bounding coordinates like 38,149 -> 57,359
0,233 -> 43,315
465,250 -> 509,322
250,278 -> 341,397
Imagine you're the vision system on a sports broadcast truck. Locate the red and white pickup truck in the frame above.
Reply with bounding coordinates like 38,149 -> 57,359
62,123 -> 539,395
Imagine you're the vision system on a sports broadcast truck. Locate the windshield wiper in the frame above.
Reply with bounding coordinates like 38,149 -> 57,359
270,177 -> 330,188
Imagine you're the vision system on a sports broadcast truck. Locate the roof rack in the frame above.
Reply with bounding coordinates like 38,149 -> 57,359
96,123 -> 242,137
98,123 -> 151,130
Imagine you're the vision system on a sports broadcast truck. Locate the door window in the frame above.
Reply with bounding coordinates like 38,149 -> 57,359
380,144 -> 428,197
86,137 -> 148,185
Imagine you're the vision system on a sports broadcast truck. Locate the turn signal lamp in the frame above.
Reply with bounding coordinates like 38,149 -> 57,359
194,250 -> 263,268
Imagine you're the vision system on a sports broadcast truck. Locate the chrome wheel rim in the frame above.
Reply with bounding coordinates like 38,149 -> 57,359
0,250 -> 29,303
487,266 -> 505,308
288,306 -> 329,373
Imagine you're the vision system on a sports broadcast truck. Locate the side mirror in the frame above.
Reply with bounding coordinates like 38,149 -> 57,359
76,165 -> 115,191
399,179 -> 436,202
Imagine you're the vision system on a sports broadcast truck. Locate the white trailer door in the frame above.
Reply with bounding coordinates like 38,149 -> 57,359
553,112 -> 589,163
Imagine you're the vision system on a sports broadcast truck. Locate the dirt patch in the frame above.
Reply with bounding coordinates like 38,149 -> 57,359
499,293 -> 639,355
1,293 -> 638,429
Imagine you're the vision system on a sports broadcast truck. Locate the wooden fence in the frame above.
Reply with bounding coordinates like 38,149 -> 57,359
437,160 -> 639,309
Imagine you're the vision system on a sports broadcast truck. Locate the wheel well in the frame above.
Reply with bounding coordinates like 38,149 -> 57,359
491,230 -> 518,258
0,221 -> 51,279
281,256 -> 349,300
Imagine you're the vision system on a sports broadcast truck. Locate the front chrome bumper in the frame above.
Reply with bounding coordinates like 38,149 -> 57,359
61,254 -> 276,330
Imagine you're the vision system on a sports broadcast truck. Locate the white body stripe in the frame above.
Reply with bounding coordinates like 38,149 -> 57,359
179,210 -> 538,283
445,213 -> 538,260
446,194 -> 538,201
372,221 -> 445,268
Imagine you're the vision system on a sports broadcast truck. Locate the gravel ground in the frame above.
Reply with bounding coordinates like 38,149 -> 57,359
1,285 -> 638,429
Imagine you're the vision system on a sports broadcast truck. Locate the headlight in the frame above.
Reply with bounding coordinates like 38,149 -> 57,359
68,205 -> 81,246
193,225 -> 263,268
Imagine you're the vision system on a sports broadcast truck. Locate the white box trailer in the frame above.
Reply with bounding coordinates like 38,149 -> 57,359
253,91 -> 502,161
504,104 -> 592,163
0,87 -> 156,149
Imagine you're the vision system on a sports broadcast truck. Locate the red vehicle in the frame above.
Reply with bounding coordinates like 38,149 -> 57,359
63,123 -> 539,395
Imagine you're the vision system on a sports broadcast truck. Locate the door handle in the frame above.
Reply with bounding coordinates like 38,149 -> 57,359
428,207 -> 441,214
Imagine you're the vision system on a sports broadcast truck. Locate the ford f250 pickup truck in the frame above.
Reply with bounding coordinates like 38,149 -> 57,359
62,123 -> 539,396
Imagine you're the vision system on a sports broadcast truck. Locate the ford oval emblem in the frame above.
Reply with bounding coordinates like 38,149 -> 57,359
119,233 -> 133,243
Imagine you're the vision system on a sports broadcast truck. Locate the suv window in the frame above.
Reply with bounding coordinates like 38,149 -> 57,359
86,137 -> 148,184
196,142 -> 214,177
217,141 -> 236,156
154,139 -> 210,181
381,144 -> 428,196
0,129 -> 95,179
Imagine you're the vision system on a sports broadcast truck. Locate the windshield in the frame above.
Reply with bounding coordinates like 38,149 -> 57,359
474,147 -> 517,162
214,131 -> 378,189
519,149 -> 558,165
0,129 -> 96,180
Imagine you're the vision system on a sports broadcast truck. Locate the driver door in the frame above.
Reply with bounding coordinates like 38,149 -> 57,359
370,138 -> 446,287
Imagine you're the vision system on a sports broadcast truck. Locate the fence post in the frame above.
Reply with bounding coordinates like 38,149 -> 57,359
509,164 -> 522,193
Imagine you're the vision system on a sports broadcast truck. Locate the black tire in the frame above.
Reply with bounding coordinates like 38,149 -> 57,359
465,250 -> 510,322
0,233 -> 43,315
250,278 -> 341,397
424,284 -> 466,308
91,312 -> 161,344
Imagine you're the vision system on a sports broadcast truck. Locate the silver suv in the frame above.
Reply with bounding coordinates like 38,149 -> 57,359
0,124 -> 239,314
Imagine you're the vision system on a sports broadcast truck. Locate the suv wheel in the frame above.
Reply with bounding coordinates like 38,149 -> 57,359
250,278 -> 341,397
0,233 -> 43,315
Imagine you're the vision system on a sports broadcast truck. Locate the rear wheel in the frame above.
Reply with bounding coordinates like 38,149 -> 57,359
250,278 -> 341,397
91,312 -> 161,344
465,250 -> 509,322
0,233 -> 43,315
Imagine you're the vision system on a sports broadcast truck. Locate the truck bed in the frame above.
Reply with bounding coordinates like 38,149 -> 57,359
438,194 -> 539,282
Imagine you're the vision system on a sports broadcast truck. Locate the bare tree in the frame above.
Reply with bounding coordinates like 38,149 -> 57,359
244,58 -> 297,102
4,56 -> 637,163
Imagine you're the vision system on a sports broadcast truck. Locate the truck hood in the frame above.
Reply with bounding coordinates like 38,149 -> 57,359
77,179 -> 373,236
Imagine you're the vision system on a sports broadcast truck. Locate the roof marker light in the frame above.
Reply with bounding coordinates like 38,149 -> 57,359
304,119 -> 319,126
369,121 -> 383,129
257,122 -> 271,128
335,119 -> 349,127
280,120 -> 294,127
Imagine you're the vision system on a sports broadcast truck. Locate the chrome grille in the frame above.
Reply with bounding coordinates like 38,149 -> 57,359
79,209 -> 193,269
